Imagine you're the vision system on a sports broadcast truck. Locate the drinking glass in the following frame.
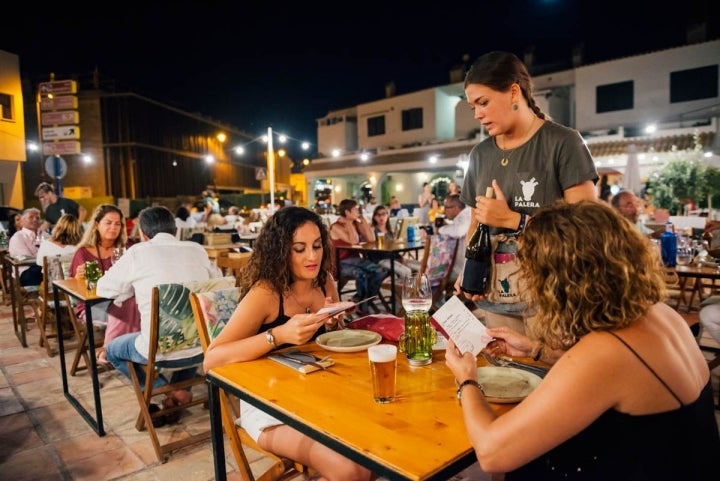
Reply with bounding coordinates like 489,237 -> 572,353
111,247 -> 126,265
399,273 -> 434,366
676,242 -> 692,267
368,344 -> 397,403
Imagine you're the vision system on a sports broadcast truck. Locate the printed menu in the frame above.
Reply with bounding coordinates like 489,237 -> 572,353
430,295 -> 494,356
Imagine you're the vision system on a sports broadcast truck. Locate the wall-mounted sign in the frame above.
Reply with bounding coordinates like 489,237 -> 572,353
42,126 -> 80,140
43,141 -> 81,155
41,111 -> 79,126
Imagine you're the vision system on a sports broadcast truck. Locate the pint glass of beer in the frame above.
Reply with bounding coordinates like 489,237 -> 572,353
368,344 -> 397,403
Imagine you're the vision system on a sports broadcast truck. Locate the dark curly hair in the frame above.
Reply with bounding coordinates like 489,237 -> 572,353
518,200 -> 666,350
239,206 -> 333,299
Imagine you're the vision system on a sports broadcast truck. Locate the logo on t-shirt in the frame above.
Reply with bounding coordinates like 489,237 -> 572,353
514,177 -> 540,208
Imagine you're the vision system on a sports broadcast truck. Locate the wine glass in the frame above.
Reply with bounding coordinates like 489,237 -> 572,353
401,272 -> 432,314
111,247 -> 126,265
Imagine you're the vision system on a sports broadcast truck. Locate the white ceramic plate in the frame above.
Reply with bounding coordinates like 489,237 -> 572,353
316,329 -> 382,352
476,366 -> 542,403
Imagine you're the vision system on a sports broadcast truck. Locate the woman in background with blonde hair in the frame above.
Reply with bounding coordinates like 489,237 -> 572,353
35,213 -> 82,270
70,204 -> 140,365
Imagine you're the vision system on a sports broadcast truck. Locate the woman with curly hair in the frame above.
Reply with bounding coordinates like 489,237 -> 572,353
203,206 -> 375,481
445,200 -> 718,480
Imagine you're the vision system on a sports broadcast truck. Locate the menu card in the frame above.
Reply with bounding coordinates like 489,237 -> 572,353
430,295 -> 494,356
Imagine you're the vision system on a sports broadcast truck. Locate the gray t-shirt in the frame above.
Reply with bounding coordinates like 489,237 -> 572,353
460,120 -> 598,314
461,120 -> 598,235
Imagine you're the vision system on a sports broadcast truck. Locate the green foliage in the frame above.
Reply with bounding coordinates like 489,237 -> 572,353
647,133 -> 720,214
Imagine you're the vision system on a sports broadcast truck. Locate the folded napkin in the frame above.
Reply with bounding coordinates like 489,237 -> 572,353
268,354 -> 335,374
347,314 -> 404,342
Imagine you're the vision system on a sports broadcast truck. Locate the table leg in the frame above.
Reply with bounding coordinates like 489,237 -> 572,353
54,285 -> 105,436
208,380 -> 227,481
389,255 -> 396,314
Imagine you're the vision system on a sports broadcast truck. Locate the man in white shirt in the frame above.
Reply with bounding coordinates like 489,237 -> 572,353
8,208 -> 43,286
439,194 -> 471,280
100,206 -> 222,398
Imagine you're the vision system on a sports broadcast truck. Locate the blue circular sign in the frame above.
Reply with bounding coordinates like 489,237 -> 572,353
45,155 -> 67,179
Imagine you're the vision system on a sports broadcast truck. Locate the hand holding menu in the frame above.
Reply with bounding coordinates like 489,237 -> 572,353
430,295 -> 494,356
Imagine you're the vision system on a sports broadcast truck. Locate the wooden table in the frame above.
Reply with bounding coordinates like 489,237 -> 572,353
203,243 -> 246,260
53,277 -> 110,436
206,344 -> 519,481
672,265 -> 720,312
334,239 -> 425,314
3,254 -> 37,347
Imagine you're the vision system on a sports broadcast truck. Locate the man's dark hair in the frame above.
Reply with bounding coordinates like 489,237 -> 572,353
138,206 -> 176,239
445,194 -> 465,209
34,182 -> 54,196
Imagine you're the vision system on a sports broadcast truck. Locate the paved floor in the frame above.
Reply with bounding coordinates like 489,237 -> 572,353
1,297 -> 718,481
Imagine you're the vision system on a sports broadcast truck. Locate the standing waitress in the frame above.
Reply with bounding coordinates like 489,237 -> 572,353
458,51 -> 598,334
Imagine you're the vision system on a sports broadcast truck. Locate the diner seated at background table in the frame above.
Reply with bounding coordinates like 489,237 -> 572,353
71,204 -> 140,366
203,206 -> 375,481
100,206 -> 222,415
445,200 -> 719,480
35,213 -> 82,267
330,199 -> 389,313
610,190 -> 661,238
8,207 -> 43,286
367,204 -> 413,280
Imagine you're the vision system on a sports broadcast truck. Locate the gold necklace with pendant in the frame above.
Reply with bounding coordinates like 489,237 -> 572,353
499,116 -> 537,167
289,288 -> 313,313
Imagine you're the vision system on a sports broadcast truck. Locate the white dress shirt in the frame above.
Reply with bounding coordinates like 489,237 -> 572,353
8,227 -> 39,277
96,232 -> 222,359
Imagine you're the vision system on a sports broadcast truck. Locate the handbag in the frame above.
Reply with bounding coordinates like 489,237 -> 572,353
486,233 -> 526,304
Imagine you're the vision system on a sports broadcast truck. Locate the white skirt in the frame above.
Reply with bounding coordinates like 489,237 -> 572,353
239,400 -> 283,442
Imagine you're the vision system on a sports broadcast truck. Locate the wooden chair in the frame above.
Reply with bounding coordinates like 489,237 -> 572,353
216,251 -> 251,285
127,276 -> 236,463
36,254 -> 76,357
386,234 -> 459,316
190,287 -> 308,481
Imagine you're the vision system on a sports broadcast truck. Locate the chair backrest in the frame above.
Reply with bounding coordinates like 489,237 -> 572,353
422,234 -> 459,287
190,286 -> 241,351
151,276 -> 236,356
216,251 -> 251,282
40,254 -> 74,301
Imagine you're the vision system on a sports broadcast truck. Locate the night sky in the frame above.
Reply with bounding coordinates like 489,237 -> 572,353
4,0 -> 716,152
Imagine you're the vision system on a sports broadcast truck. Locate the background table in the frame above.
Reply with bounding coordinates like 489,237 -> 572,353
207,344 -> 525,481
334,239 -> 425,314
672,265 -> 720,312
53,277 -> 110,436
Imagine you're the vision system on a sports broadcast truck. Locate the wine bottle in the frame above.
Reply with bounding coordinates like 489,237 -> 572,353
461,187 -> 494,295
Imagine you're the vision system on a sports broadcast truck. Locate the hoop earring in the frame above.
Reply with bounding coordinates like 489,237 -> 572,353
512,103 -> 519,111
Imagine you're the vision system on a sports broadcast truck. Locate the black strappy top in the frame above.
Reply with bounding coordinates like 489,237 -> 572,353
257,290 -> 327,345
506,332 -> 720,481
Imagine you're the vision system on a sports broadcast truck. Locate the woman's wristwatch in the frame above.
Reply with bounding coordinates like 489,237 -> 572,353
265,329 -> 277,348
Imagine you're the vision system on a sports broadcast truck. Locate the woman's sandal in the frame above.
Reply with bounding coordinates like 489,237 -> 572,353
148,404 -> 167,428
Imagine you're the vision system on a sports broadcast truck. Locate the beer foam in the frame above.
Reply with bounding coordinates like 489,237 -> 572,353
368,345 -> 397,362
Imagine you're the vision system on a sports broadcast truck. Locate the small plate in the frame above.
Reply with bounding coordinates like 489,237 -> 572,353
316,329 -> 382,352
477,366 -> 542,403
